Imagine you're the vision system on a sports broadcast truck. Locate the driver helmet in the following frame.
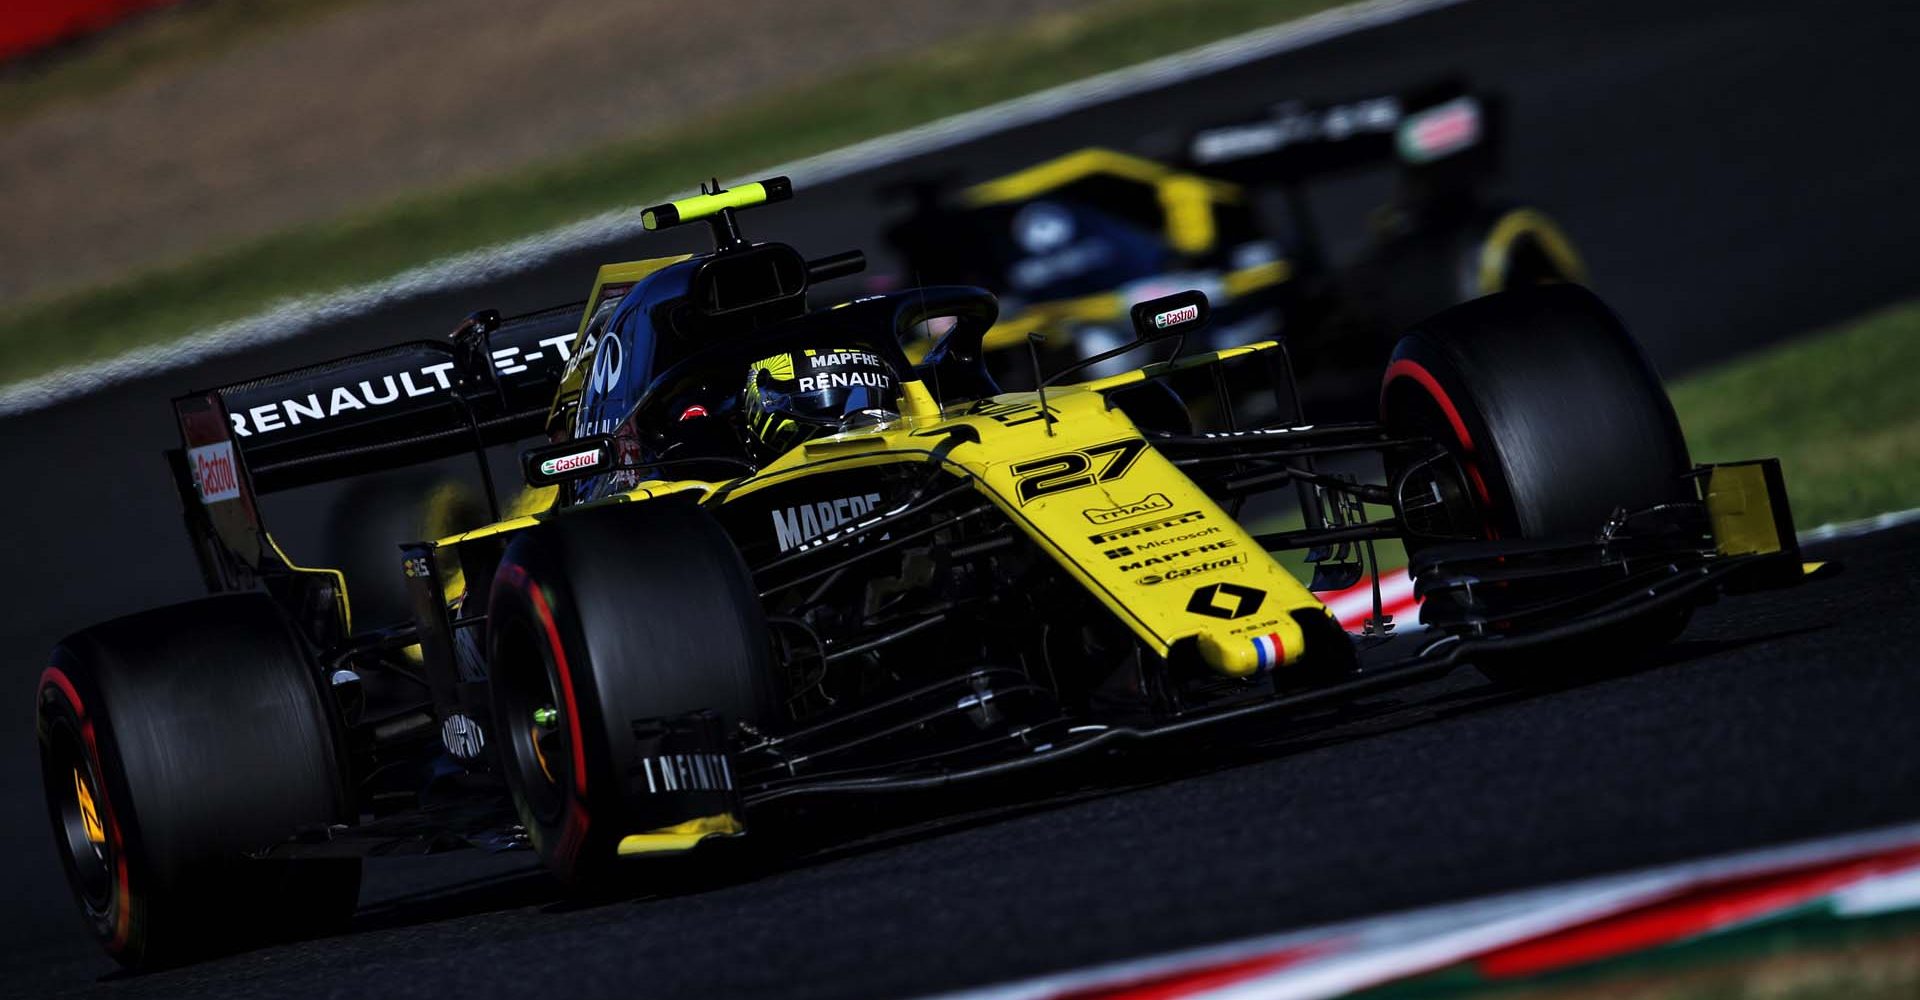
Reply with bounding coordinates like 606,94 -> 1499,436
743,347 -> 901,459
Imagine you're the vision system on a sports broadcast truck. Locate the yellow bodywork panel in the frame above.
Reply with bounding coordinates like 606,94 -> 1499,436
963,148 -> 1242,209
935,390 -> 1317,676
616,812 -> 744,856
1477,208 -> 1587,294
266,532 -> 353,635
1077,340 -> 1282,393
716,384 -> 1325,676
1704,462 -> 1789,557
938,260 -> 1291,361
432,480 -> 716,605
438,370 -> 1330,677
431,482 -> 714,549
981,291 -> 1126,353
1222,260 -> 1292,299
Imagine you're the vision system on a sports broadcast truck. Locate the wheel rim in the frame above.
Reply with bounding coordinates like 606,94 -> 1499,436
1394,441 -> 1487,543
44,721 -> 114,914
495,617 -> 571,825
1386,387 -> 1494,546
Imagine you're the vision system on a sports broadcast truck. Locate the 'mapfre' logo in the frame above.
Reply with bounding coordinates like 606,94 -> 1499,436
772,493 -> 884,551
188,442 -> 240,504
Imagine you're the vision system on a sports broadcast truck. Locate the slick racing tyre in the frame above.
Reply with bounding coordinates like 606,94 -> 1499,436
1380,284 -> 1694,685
487,499 -> 773,887
36,593 -> 358,969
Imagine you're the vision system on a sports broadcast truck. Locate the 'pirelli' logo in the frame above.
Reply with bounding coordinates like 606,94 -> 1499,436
1088,510 -> 1206,546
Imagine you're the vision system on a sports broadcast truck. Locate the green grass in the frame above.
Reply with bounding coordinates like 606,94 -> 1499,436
0,0 -> 1350,388
1668,298 -> 1920,529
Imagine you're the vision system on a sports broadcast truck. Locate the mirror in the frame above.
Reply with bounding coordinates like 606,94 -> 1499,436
522,435 -> 614,488
1128,289 -> 1211,342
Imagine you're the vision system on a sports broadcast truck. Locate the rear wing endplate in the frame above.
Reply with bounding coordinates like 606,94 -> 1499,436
1184,80 -> 1500,184
167,303 -> 583,630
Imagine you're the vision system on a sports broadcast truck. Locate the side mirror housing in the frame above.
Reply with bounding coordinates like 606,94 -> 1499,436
522,435 -> 614,488
1129,289 -> 1211,342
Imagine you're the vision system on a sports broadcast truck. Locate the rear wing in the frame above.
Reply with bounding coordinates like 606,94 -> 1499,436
198,302 -> 581,493
167,302 -> 582,635
1182,79 -> 1500,186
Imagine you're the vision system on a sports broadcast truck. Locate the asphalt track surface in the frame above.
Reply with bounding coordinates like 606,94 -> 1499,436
2,0 -> 1917,995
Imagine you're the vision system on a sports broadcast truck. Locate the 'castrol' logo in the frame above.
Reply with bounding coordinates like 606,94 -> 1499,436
188,442 -> 241,504
1154,304 -> 1200,329
539,449 -> 602,477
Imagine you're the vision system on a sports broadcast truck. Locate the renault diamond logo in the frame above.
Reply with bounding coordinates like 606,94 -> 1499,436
1187,583 -> 1266,620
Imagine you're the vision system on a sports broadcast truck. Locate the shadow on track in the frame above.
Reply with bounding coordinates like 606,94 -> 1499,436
332,619 -> 1830,948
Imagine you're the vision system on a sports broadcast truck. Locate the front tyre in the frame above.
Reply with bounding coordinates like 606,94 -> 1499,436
487,499 -> 773,886
1381,285 -> 1694,684
36,593 -> 357,969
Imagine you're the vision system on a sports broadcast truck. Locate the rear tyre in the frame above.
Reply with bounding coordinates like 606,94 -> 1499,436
36,593 -> 357,969
487,499 -> 772,887
1380,285 -> 1693,685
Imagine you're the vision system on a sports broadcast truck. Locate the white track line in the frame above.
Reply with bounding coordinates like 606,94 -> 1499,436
0,0 -> 1467,419
1799,506 -> 1920,543
939,820 -> 1920,1000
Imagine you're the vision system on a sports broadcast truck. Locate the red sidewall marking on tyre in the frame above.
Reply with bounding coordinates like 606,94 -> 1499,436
40,666 -> 85,715
1384,357 -> 1497,522
524,582 -> 590,798
1384,359 -> 1475,450
496,564 -> 591,805
40,666 -> 133,952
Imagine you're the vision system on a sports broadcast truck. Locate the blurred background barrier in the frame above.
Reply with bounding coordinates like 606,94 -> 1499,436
0,0 -> 181,62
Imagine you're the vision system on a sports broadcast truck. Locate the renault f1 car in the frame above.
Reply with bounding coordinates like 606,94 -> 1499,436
885,80 -> 1585,410
38,177 -> 1810,968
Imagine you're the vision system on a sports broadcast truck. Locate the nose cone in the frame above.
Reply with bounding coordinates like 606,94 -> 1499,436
1194,614 -> 1305,678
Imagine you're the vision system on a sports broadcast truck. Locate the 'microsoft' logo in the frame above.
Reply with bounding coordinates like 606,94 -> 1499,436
189,442 -> 241,504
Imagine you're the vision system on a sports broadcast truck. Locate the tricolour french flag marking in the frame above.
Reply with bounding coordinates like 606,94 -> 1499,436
1251,633 -> 1285,672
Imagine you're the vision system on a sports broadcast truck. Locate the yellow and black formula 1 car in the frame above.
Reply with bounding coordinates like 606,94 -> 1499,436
885,80 -> 1585,412
37,178 -> 1808,968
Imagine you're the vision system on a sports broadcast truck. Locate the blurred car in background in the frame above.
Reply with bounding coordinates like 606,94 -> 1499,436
883,79 -> 1587,415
